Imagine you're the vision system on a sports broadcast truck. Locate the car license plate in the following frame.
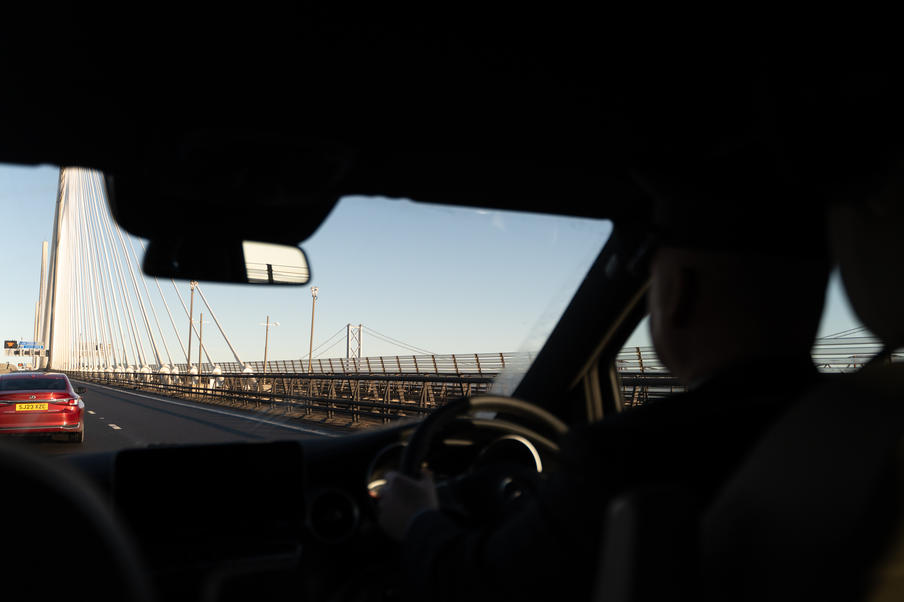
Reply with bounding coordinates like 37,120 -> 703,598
16,403 -> 48,411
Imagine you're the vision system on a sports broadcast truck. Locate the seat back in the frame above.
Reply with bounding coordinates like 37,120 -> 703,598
701,374 -> 904,601
593,484 -> 700,602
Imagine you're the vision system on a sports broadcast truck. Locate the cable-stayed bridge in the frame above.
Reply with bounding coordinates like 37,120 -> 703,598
28,168 -> 247,377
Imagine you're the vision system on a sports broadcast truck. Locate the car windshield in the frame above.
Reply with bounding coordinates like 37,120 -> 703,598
0,376 -> 69,391
0,164 -> 612,454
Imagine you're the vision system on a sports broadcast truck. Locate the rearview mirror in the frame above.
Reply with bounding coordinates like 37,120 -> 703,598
76,387 -> 87,395
242,241 -> 310,284
141,237 -> 311,285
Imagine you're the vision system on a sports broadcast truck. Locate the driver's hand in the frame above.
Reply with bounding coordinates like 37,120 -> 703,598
377,470 -> 439,541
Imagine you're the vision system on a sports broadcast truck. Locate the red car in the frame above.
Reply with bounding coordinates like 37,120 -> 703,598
0,373 -> 85,443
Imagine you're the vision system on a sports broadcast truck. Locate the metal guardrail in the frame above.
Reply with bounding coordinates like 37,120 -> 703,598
67,370 -> 497,425
168,352 -> 535,376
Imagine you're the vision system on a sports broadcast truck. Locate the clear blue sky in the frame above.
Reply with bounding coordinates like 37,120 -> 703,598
0,165 -> 60,349
0,163 -> 865,366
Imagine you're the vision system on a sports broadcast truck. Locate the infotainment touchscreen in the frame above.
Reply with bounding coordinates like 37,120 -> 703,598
113,440 -> 305,566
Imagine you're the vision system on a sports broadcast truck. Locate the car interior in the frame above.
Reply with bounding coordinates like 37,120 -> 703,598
2,16 -> 902,602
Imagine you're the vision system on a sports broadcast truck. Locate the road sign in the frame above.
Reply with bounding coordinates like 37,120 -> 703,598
3,341 -> 17,349
17,342 -> 43,350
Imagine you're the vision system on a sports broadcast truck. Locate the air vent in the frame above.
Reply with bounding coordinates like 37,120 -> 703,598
306,489 -> 360,544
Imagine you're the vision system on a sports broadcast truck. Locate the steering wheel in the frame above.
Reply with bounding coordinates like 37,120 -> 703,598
399,395 -> 569,478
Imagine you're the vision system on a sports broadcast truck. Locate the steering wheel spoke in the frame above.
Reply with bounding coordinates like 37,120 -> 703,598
400,394 -> 568,480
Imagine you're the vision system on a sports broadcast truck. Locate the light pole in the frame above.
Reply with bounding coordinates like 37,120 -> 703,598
195,314 -> 210,395
260,316 -> 280,375
199,313 -> 203,373
187,280 -> 197,371
308,286 -> 319,373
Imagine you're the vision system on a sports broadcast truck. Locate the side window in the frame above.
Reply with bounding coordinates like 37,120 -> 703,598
614,269 -> 882,412
813,270 -> 886,371
616,316 -> 685,410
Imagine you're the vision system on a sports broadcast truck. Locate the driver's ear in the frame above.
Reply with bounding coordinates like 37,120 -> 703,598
670,266 -> 699,329
649,253 -> 698,331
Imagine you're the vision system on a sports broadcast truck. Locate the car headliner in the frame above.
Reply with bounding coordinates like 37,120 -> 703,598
0,15 -> 664,244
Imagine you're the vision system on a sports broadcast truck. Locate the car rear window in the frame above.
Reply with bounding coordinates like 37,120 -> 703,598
0,377 -> 69,391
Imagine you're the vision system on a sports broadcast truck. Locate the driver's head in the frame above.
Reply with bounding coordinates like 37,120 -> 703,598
621,55 -> 834,387
648,244 -> 828,387
641,150 -> 830,387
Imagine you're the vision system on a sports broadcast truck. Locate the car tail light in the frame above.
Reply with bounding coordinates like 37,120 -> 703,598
53,397 -> 80,406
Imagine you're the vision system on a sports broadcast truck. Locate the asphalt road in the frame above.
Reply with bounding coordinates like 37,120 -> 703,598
7,380 -> 343,457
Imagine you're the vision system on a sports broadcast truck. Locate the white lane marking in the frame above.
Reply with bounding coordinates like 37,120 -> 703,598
108,424 -> 122,430
87,410 -> 96,415
78,381 -> 338,438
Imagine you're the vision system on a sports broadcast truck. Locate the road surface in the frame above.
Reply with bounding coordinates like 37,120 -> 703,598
8,380 -> 344,457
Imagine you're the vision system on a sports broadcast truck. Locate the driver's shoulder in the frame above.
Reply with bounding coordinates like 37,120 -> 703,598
558,400 -> 686,469
574,390 -> 702,439
561,379 -> 800,466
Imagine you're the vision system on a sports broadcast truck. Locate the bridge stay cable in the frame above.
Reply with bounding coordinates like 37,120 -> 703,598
96,181 -> 149,369
111,215 -> 162,368
152,272 -> 190,365
66,188 -> 81,370
85,176 -> 122,370
362,325 -> 434,355
81,171 -> 111,370
89,174 -> 134,371
166,279 -> 216,368
313,336 -> 346,359
126,234 -> 175,369
308,325 -> 348,358
72,175 -> 94,369
73,182 -> 95,369
194,285 -> 245,368
135,240 -> 190,366
819,326 -> 870,339
78,173 -> 110,370
88,214 -> 119,369
78,170 -> 107,370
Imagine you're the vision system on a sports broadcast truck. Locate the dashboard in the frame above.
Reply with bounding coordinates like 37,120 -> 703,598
62,417 -> 552,601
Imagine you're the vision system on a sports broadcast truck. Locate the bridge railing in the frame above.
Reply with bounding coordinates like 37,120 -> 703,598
168,351 -> 536,376
66,369 -> 498,425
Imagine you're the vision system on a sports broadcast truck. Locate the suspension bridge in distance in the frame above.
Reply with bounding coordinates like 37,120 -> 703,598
3,168 -> 891,430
